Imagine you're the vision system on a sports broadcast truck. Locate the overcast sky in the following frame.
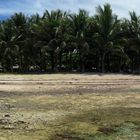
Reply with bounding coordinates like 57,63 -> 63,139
0,0 -> 140,19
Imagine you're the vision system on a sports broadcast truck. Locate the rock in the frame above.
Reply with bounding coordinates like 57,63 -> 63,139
4,114 -> 10,118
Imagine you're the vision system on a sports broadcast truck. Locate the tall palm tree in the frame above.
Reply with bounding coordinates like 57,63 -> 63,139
123,11 -> 140,73
68,10 -> 89,72
11,13 -> 30,72
94,4 -> 120,72
0,20 -> 19,72
0,4 -> 139,73
33,10 -> 66,72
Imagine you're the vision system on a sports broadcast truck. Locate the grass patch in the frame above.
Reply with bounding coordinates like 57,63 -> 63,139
51,107 -> 140,140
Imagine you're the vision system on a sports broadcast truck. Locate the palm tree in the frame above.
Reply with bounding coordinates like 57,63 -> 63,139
94,4 -> 120,72
122,11 -> 140,73
68,10 -> 89,72
33,10 -> 66,72
0,20 -> 19,72
11,13 -> 30,72
0,4 -> 139,73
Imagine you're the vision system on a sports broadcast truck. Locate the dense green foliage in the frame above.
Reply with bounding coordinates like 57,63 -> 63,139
0,4 -> 140,73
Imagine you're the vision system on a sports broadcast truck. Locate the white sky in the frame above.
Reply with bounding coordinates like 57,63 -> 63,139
0,0 -> 140,18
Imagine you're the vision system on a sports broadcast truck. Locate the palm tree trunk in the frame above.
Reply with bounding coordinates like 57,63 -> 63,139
101,53 -> 105,73
65,52 -> 68,71
10,59 -> 13,73
79,52 -> 85,73
51,52 -> 54,72
131,57 -> 135,73
81,61 -> 85,73
59,52 -> 62,72
69,52 -> 72,72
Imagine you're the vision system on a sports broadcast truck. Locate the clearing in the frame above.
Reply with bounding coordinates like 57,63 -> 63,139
0,74 -> 140,140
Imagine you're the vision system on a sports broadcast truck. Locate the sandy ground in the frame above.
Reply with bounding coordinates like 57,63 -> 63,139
0,74 -> 139,140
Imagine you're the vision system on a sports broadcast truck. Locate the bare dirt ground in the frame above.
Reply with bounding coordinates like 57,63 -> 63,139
0,74 -> 140,140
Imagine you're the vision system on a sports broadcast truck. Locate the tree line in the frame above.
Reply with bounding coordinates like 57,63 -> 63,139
0,4 -> 140,73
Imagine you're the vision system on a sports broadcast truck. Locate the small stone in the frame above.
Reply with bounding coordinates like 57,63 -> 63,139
4,114 -> 10,118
